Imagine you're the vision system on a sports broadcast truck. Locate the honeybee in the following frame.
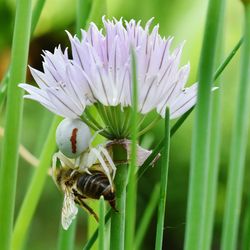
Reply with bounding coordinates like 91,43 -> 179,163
52,146 -> 117,230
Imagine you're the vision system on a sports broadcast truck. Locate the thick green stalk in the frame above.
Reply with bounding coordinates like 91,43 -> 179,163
202,2 -> 226,248
221,3 -> 250,250
135,183 -> 160,250
57,218 -> 77,250
0,0 -> 32,249
125,50 -> 138,250
155,109 -> 170,250
12,117 -> 61,250
184,0 -> 224,249
110,146 -> 128,250
98,196 -> 106,250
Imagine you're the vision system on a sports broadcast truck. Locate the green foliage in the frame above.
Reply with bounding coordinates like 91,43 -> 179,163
0,1 -> 249,250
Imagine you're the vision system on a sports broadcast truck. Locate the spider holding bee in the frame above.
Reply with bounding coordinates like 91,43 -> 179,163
52,118 -> 117,230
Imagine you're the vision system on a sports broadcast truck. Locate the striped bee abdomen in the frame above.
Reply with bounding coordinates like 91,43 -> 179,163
76,170 -> 115,201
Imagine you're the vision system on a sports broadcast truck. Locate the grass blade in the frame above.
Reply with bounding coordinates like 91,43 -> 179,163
0,0 -> 47,109
57,218 -> 77,250
202,2 -> 226,248
98,196 -> 106,250
76,0 -> 91,37
155,108 -> 170,250
0,0 -> 32,249
135,183 -> 160,250
221,3 -> 250,250
125,49 -> 138,250
86,0 -> 107,27
184,0 -> 224,249
12,117 -> 61,250
83,210 -> 112,250
31,0 -> 46,34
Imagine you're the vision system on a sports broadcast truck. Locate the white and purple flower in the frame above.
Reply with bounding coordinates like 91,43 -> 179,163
20,17 -> 198,138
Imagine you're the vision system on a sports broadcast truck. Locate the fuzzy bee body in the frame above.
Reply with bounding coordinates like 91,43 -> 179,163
54,166 -> 117,229
77,170 -> 115,201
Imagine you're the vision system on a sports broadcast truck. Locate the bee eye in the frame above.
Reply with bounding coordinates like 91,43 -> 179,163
56,118 -> 91,158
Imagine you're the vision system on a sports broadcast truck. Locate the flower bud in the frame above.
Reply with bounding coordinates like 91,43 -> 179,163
56,118 -> 91,158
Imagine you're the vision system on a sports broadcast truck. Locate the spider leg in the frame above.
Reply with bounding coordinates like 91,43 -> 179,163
98,145 -> 116,180
89,148 -> 113,188
76,198 -> 99,222
78,151 -> 93,175
88,129 -> 106,149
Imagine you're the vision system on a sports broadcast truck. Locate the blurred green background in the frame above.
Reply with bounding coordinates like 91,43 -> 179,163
0,0 -> 249,249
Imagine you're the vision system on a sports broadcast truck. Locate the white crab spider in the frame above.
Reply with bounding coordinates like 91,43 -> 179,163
52,123 -> 117,229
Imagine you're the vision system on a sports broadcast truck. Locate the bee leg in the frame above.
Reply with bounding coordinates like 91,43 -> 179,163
109,199 -> 118,213
77,199 -> 99,222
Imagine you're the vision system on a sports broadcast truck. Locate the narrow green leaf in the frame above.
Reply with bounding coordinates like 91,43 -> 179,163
98,196 -> 106,250
202,2 -> 226,248
125,49 -> 138,250
221,3 -> 250,250
155,108 -> 170,250
31,0 -> 46,34
184,0 -> 224,249
76,0 -> 91,37
57,218 -> 77,250
135,183 -> 160,250
241,198 -> 250,250
12,116 -> 61,250
213,37 -> 243,81
0,0 -> 32,249
86,0 -> 107,28
0,0 -> 47,110
83,210 -> 112,250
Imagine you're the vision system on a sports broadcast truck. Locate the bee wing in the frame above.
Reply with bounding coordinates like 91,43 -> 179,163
61,189 -> 78,230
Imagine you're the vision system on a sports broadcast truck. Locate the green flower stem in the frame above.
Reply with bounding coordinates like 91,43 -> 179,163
155,108 -> 170,250
98,196 -> 106,250
184,0 -> 224,249
125,50 -> 138,250
57,217 -> 77,250
221,3 -> 250,250
31,0 -> 46,34
110,145 -> 128,250
83,210 -> 112,250
0,0 -> 32,249
135,183 -> 160,250
202,3 -> 226,249
86,0 -> 107,27
76,0 -> 91,37
12,116 -> 61,250
213,37 -> 243,81
241,197 -> 250,250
